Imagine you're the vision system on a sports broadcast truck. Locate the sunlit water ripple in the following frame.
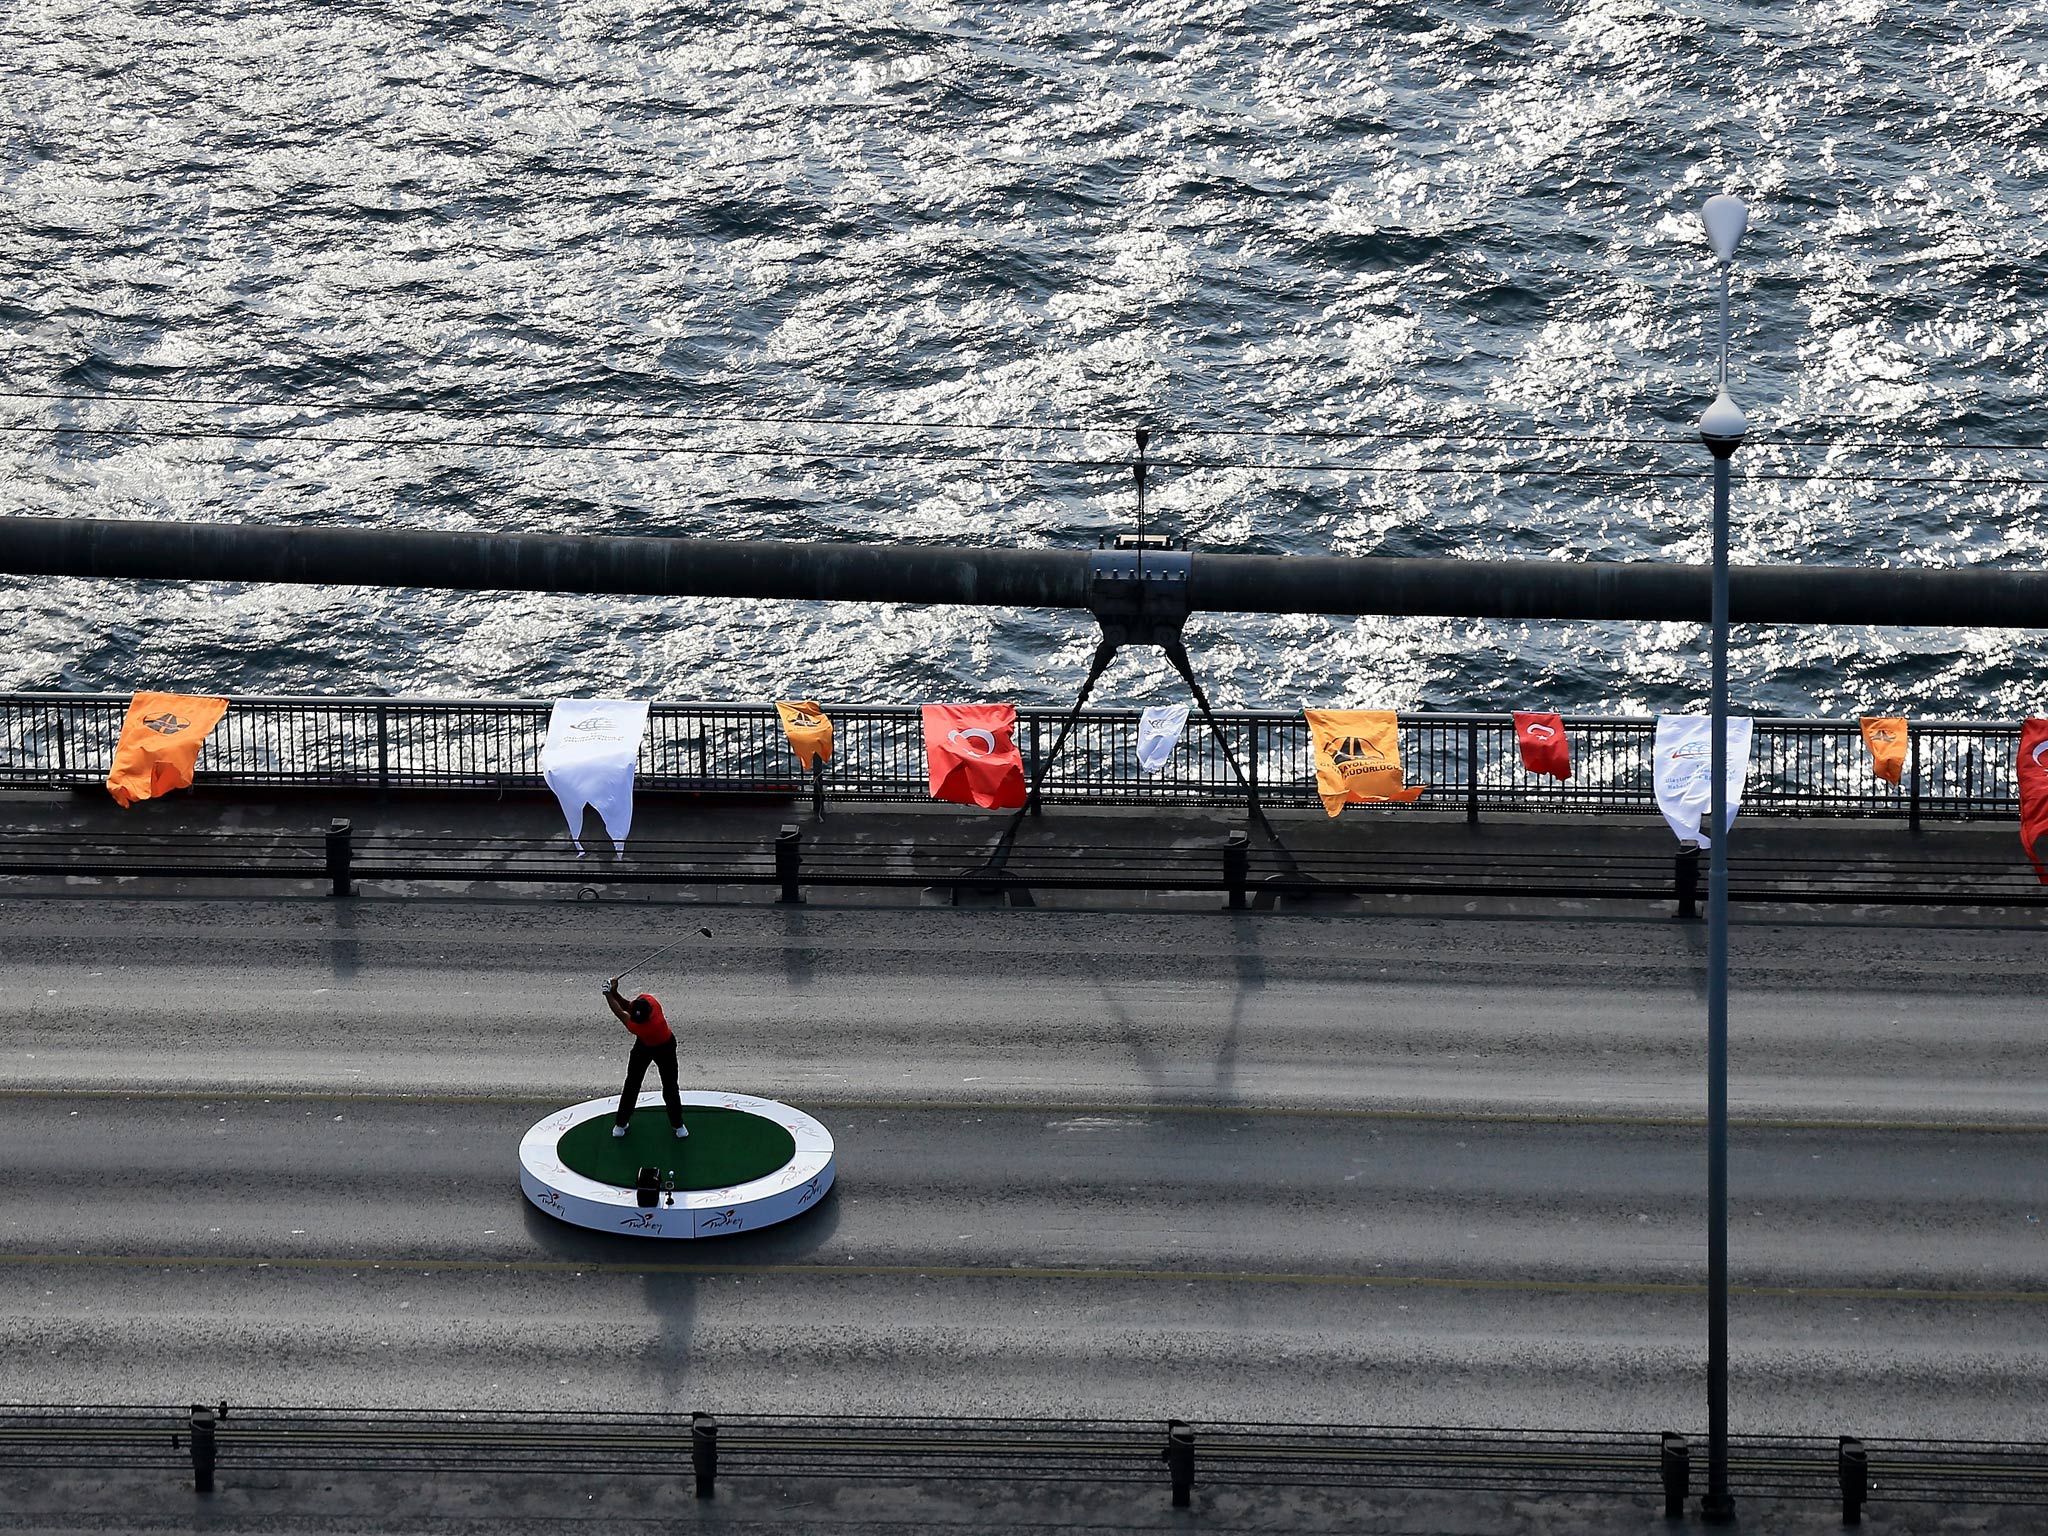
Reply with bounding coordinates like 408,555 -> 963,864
2,1 -> 2043,716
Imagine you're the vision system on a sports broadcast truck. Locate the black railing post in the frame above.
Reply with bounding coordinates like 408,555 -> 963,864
691,1412 -> 718,1498
1907,732 -> 1921,833
811,760 -> 826,820
775,824 -> 803,905
1659,1432 -> 1689,1518
1245,720 -> 1260,814
1223,830 -> 1249,910
189,1404 -> 217,1493
325,818 -> 353,897
1838,1436 -> 1867,1525
1674,840 -> 1700,920
1163,1420 -> 1195,1508
376,703 -> 390,790
1466,719 -> 1480,825
1029,715 -> 1043,816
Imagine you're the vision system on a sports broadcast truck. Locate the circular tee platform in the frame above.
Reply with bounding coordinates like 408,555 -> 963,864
520,1091 -> 834,1239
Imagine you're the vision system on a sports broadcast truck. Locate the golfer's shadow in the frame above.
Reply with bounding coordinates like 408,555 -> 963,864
520,1184 -> 843,1404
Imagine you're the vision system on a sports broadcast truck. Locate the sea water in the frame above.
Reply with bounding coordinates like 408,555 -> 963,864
2,1 -> 2042,716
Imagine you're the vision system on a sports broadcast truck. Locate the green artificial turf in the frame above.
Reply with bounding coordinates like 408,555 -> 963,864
557,1108 -> 796,1192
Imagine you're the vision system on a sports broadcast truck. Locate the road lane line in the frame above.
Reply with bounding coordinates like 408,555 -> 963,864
0,1086 -> 2041,1135
1,1251 -> 2043,1303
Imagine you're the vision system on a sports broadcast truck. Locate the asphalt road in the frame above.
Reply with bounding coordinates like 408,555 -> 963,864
1,895 -> 2044,1439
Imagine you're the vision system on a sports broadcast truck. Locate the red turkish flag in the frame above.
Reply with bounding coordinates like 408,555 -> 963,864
1513,711 -> 1571,781
923,703 -> 1028,810
2019,718 -> 2048,884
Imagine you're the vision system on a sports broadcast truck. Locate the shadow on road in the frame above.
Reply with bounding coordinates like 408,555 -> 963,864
517,1184 -> 845,1406
327,900 -> 363,981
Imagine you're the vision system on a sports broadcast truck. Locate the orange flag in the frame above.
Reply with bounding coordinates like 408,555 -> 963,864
1305,709 -> 1426,817
1860,716 -> 1908,785
775,701 -> 834,768
106,692 -> 229,808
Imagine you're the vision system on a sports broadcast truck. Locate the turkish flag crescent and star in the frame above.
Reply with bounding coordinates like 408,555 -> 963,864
2019,718 -> 2048,884
923,703 -> 1028,809
106,692 -> 230,808
1513,711 -> 1571,781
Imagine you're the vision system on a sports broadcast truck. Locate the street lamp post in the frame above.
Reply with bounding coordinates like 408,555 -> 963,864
1697,190 -> 1749,1525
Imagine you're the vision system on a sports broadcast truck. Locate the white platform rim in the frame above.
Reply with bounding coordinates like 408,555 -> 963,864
519,1091 -> 835,1240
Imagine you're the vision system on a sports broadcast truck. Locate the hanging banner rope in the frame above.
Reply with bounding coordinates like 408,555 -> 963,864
106,692 -> 229,808
541,699 -> 649,856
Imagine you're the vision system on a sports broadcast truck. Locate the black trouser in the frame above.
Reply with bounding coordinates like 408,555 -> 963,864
615,1037 -> 683,1128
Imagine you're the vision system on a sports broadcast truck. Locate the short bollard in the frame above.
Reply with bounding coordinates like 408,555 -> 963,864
1838,1436 -> 1868,1525
1222,830 -> 1249,911
775,824 -> 804,905
691,1412 -> 718,1498
1674,842 -> 1700,920
1163,1420 -> 1195,1508
189,1404 -> 218,1493
325,818 -> 353,898
1659,1431 -> 1690,1518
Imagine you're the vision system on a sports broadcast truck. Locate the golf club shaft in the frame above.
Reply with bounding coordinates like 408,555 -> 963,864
607,928 -> 711,986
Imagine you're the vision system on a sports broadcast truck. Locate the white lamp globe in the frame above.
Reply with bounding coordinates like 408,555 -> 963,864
1702,194 -> 1748,261
1700,388 -> 1748,447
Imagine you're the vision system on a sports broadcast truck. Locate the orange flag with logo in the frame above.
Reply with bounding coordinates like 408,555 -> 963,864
106,692 -> 229,808
775,701 -> 834,769
1860,716 -> 1908,785
1305,709 -> 1426,817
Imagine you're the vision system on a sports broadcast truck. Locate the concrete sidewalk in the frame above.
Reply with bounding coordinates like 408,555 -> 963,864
1,783 -> 2041,919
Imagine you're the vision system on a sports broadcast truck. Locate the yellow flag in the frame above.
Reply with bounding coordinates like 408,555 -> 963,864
1305,709 -> 1426,817
106,692 -> 229,808
1860,716 -> 1908,785
775,701 -> 834,768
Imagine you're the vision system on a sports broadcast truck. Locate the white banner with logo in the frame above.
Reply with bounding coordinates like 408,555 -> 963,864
1136,703 -> 1190,775
1652,714 -> 1753,848
541,699 -> 650,855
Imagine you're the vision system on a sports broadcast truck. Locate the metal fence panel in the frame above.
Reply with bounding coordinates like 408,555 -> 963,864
0,693 -> 2025,822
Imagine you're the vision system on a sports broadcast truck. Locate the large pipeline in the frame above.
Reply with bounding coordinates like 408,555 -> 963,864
1,515 -> 2043,628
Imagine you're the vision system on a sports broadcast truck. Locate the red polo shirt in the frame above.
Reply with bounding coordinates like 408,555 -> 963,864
623,994 -> 673,1047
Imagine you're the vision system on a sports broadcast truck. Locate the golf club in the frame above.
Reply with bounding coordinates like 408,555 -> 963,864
605,927 -> 714,989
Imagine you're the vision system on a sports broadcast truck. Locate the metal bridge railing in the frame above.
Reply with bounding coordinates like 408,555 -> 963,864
0,692 -> 2024,822
4,1404 -> 2043,1513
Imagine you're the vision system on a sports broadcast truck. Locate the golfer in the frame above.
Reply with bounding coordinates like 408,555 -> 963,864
604,981 -> 688,1139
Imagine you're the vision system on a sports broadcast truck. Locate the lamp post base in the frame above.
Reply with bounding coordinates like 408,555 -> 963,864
1701,1490 -> 1738,1524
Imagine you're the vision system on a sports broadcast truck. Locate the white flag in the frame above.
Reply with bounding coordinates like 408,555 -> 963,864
1652,714 -> 1753,849
541,699 -> 649,855
1136,703 -> 1190,775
